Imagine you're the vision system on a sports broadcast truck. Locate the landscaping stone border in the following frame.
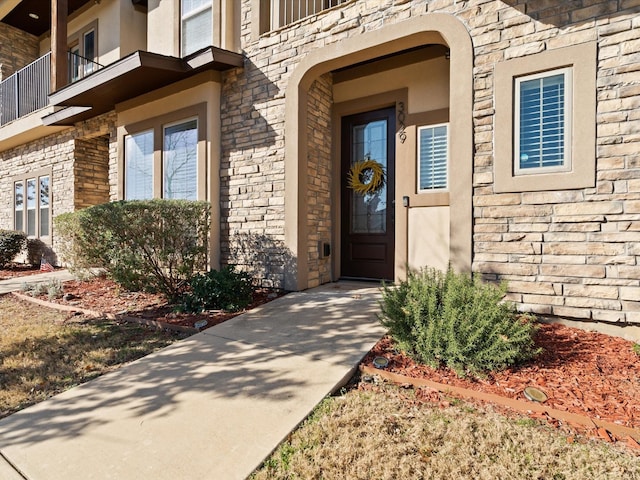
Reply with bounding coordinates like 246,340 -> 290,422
360,364 -> 640,449
10,291 -> 198,335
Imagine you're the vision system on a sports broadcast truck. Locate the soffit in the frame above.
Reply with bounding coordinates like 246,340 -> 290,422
1,0 -> 93,36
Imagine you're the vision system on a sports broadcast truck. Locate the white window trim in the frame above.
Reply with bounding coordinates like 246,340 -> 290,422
417,122 -> 449,193
13,171 -> 51,240
514,67 -> 572,176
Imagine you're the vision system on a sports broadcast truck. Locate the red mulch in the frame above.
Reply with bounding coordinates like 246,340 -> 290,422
363,324 -> 640,434
34,276 -> 283,330
0,263 -> 61,280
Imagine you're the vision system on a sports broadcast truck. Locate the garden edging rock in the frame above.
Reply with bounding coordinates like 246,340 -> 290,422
360,364 -> 640,446
10,291 -> 198,334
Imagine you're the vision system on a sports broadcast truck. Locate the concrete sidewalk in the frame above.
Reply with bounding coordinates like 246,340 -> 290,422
0,269 -> 76,294
0,281 -> 386,480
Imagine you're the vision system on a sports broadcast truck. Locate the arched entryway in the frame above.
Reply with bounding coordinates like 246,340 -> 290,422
284,14 -> 474,291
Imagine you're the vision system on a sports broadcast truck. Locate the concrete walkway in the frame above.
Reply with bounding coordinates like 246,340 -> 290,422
0,281 -> 386,480
0,269 -> 76,294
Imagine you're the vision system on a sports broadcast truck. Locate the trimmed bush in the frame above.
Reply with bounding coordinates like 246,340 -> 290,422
379,267 -> 540,377
55,199 -> 210,299
0,230 -> 27,267
178,266 -> 254,313
26,238 -> 57,266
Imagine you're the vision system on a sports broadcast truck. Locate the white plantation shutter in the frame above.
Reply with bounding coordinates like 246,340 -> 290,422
515,68 -> 571,173
418,124 -> 448,191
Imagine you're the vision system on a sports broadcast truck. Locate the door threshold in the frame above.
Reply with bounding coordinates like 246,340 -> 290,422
339,277 -> 389,284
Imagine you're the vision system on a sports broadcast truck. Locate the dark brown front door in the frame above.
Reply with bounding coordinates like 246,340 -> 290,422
341,107 -> 395,280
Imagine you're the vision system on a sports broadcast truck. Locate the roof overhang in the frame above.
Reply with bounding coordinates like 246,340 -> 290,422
43,47 -> 244,126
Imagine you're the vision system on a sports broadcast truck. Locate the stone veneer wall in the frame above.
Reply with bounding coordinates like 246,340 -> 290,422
220,40 -> 288,288
0,22 -> 39,80
0,112 -> 117,256
220,0 -> 640,322
74,136 -> 111,209
306,74 -> 333,288
461,0 -> 640,325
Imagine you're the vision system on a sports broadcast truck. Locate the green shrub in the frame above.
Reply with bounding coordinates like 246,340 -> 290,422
55,200 -> 210,300
178,266 -> 254,313
379,267 -> 540,377
0,230 -> 27,266
26,238 -> 49,266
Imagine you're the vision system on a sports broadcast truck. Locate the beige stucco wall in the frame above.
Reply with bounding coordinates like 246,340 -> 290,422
408,206 -> 450,273
146,0 -> 179,56
333,57 -> 450,114
147,0 -> 240,56
39,0 -> 146,66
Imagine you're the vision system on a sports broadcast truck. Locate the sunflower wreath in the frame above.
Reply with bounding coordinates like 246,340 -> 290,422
347,159 -> 386,195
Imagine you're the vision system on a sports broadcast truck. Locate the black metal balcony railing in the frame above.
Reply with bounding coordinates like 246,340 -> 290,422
0,51 -> 102,127
69,51 -> 102,83
0,53 -> 51,126
270,0 -> 348,30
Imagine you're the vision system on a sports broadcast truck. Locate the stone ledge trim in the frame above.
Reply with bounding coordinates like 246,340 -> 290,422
359,364 -> 640,443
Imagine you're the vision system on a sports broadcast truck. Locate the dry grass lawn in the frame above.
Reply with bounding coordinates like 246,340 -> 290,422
0,295 -> 188,419
252,384 -> 640,480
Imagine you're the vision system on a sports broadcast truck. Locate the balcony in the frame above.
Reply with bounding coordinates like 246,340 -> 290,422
0,51 -> 102,127
269,0 -> 349,30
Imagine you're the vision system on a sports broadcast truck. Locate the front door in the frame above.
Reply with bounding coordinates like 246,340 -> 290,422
340,107 -> 395,280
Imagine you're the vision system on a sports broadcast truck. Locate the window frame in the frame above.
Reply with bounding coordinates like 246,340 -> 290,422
12,169 -> 52,240
494,42 -> 596,193
124,128 -> 155,201
118,103 -> 207,201
514,67 -> 572,176
181,0 -> 213,57
162,116 -> 199,200
417,122 -> 449,193
68,20 -> 98,81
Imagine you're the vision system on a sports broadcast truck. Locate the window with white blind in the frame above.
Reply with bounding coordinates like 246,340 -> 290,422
119,104 -> 206,202
181,0 -> 213,56
124,130 -> 154,200
418,123 -> 448,192
163,119 -> 198,200
515,68 -> 571,175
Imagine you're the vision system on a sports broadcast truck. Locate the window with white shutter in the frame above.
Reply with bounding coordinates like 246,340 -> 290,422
418,123 -> 448,192
515,68 -> 572,175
